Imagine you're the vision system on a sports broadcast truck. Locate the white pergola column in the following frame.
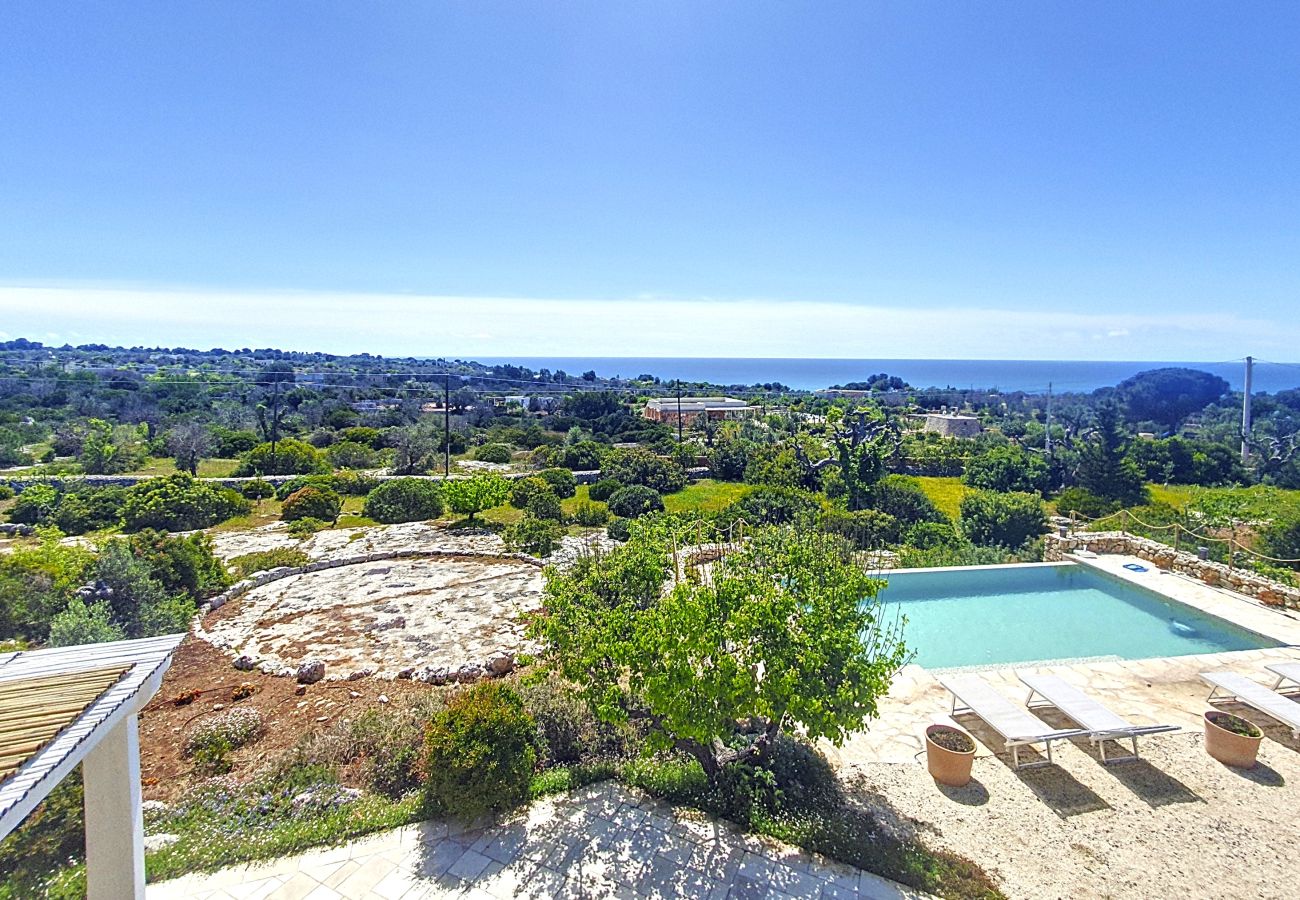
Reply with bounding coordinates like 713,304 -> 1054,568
82,714 -> 145,900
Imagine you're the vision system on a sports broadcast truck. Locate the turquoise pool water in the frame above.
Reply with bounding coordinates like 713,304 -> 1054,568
875,563 -> 1279,669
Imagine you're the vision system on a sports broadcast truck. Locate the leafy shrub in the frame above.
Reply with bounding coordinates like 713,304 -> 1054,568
241,478 -> 276,500
282,486 -> 342,523
537,468 -> 577,499
121,474 -> 251,532
8,484 -> 59,524
725,485 -> 820,526
963,444 -> 1050,494
588,478 -> 621,502
519,676 -> 625,765
126,529 -> 229,598
274,474 -> 337,500
441,474 -> 511,521
327,440 -> 378,470
474,443 -> 514,464
1054,486 -> 1118,519
1259,515 -> 1300,570
708,437 -> 754,482
606,516 -> 632,541
905,521 -> 961,550
556,440 -> 606,471
422,682 -> 540,819
603,448 -> 687,494
509,476 -> 552,510
212,427 -> 259,457
50,485 -> 127,534
363,478 -> 444,523
0,485 -> 13,501
525,489 -> 564,522
819,508 -> 900,550
47,599 -> 125,647
229,548 -> 312,578
287,516 -> 330,537
959,490 -> 1047,549
607,485 -> 664,519
332,470 -> 380,496
864,476 -> 947,526
503,513 -> 564,557
570,501 -> 610,527
235,438 -> 329,477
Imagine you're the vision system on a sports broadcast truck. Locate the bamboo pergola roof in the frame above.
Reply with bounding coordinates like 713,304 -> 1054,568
0,665 -> 130,784
0,634 -> 184,840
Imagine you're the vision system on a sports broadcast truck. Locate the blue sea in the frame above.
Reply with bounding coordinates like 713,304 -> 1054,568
474,357 -> 1300,395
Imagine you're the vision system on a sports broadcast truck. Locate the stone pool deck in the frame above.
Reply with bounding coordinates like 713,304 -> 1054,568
145,782 -> 923,900
830,553 -> 1300,767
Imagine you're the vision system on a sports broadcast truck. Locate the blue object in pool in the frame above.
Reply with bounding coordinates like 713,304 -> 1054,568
873,563 -> 1278,669
1124,563 -> 1149,572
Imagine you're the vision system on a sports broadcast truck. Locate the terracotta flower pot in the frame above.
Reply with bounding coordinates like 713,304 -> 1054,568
1204,711 -> 1263,768
925,724 -> 976,787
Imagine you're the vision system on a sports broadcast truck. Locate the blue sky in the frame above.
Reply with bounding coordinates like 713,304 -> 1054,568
1,2 -> 1297,359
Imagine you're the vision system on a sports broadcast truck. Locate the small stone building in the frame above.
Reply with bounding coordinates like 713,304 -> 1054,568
922,413 -> 982,438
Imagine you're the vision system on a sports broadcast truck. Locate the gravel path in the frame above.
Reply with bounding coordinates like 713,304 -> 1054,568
844,731 -> 1299,899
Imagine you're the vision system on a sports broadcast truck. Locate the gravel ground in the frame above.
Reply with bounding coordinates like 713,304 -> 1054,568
845,730 -> 1299,899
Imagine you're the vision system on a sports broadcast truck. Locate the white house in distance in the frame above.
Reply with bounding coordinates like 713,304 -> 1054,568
0,634 -> 184,900
641,397 -> 758,427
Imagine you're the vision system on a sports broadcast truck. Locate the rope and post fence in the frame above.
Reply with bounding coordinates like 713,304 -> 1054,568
1066,507 -> 1300,571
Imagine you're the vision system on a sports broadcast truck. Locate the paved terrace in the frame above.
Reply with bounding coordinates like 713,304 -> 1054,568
146,782 -> 922,900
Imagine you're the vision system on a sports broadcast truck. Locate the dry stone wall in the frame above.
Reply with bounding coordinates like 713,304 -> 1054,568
1045,531 -> 1300,610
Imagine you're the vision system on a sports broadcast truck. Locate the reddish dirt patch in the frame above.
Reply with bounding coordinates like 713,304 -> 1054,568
136,637 -> 438,803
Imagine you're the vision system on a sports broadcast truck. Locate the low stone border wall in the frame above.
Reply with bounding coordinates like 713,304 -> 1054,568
193,548 -> 545,685
1045,531 -> 1300,610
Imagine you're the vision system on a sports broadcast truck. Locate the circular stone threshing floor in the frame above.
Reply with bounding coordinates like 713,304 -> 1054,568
202,556 -> 543,677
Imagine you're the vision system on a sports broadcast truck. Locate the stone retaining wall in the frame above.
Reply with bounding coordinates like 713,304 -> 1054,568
192,548 -> 545,684
1045,531 -> 1300,610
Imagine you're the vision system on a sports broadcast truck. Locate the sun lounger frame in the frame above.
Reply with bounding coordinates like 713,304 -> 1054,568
1264,661 -> 1300,695
940,675 -> 1089,770
1202,671 -> 1300,738
1018,672 -> 1179,764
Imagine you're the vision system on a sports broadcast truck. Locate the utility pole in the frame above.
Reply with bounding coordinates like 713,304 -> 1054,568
676,381 -> 683,449
443,375 -> 451,478
1241,356 -> 1254,464
1044,382 -> 1053,462
270,377 -> 280,474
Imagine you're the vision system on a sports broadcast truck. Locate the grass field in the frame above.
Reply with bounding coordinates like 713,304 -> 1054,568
913,476 -> 968,520
662,480 -> 752,514
126,457 -> 243,477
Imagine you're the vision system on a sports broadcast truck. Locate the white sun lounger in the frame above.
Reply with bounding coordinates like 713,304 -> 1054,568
1018,672 -> 1179,763
1264,661 -> 1300,693
1201,672 -> 1300,738
939,674 -> 1089,769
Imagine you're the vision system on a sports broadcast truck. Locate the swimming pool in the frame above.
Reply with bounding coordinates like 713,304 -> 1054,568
875,562 -> 1279,669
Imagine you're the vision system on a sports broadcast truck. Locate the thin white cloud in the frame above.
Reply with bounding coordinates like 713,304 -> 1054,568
1,284 -> 1295,361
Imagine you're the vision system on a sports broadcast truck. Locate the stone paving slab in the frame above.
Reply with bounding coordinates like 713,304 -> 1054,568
146,782 -> 927,899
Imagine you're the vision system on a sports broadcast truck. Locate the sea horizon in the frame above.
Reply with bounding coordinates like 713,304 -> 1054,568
468,357 -> 1300,395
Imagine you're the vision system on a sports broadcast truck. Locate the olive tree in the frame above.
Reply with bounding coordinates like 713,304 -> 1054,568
530,523 -> 908,780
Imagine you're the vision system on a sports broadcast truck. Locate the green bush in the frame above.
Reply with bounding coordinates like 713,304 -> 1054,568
503,513 -> 564,557
327,440 -> 378,470
509,476 -> 552,510
606,516 -> 632,541
556,441 -> 606,471
603,448 -> 687,494
519,676 -> 625,765
122,474 -> 251,532
235,438 -> 329,477
864,476 -> 947,526
8,484 -> 59,524
275,474 -> 339,500
963,444 -> 1050,494
537,468 -> 577,499
1259,516 -> 1300,570
241,479 -> 276,500
474,443 -> 514,464
287,517 -> 330,537
126,529 -> 229,599
607,485 -> 664,519
588,478 -> 621,502
959,490 -> 1047,549
422,682 -> 539,819
48,599 -> 125,647
819,508 -> 900,550
281,486 -> 342,523
708,437 -> 755,482
0,485 -> 14,501
229,548 -> 312,578
525,489 -> 563,522
50,485 -> 127,534
726,485 -> 820,527
1054,486 -> 1118,519
363,478 -> 445,523
569,501 -> 610,527
905,521 -> 961,550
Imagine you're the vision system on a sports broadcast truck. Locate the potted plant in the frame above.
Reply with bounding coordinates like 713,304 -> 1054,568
1204,710 -> 1263,768
925,723 -> 976,786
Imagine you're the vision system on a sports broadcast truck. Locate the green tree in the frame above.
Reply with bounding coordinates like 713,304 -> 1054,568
363,478 -> 445,523
234,438 -> 328,477
959,490 -> 1047,549
963,444 -> 1049,494
441,474 -> 511,521
281,486 -> 342,523
80,419 -> 145,474
530,525 -> 907,780
48,599 -> 125,647
1074,403 -> 1148,506
603,448 -> 688,493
